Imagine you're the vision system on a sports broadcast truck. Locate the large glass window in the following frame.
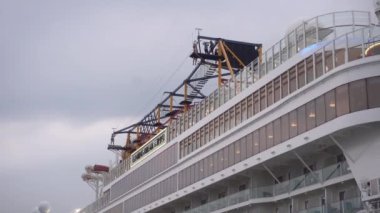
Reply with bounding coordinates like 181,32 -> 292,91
306,56 -> 314,83
281,73 -> 289,98
228,143 -> 235,166
297,61 -> 306,89
325,90 -> 336,121
297,105 -> 306,134
289,110 -> 298,138
266,122 -> 274,148
223,146 -> 228,169
253,92 -> 260,114
315,50 -> 323,78
306,100 -> 316,130
241,99 -> 247,122
240,136 -> 247,160
281,114 -> 290,141
274,77 -> 281,103
247,95 -> 254,118
289,67 -> 297,93
253,130 -> 260,154
267,82 -> 274,107
235,140 -> 241,163
224,111 -> 229,132
336,84 -> 350,116
316,95 -> 326,126
273,118 -> 281,145
246,133 -> 253,158
349,80 -> 368,112
260,87 -> 267,110
217,149 -> 224,172
235,104 -> 241,126
219,114 -> 224,135
229,108 -> 235,129
259,126 -> 267,152
367,77 -> 380,108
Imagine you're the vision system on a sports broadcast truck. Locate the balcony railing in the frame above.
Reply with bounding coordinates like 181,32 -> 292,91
167,11 -> 372,143
185,161 -> 350,213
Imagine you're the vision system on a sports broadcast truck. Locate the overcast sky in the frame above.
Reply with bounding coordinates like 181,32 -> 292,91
0,0 -> 376,212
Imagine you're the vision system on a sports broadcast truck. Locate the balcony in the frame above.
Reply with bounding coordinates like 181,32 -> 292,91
185,161 -> 351,213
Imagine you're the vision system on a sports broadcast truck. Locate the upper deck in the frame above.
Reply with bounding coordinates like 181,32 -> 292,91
80,11 -> 380,213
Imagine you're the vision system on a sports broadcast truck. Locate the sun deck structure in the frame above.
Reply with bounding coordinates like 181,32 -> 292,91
80,11 -> 380,213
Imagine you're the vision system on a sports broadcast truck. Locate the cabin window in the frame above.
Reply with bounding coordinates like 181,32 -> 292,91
297,61 -> 306,89
325,89 -> 336,121
316,95 -> 326,126
289,67 -> 297,93
281,72 -> 289,98
267,82 -> 274,107
281,114 -> 290,141
367,77 -> 380,108
247,95 -> 254,118
246,133 -> 253,158
274,77 -> 281,103
273,118 -> 281,145
297,105 -> 306,134
289,110 -> 298,138
253,130 -> 260,154
306,100 -> 316,130
349,79 -> 367,112
336,84 -> 350,116
266,122 -> 274,148
253,92 -> 260,114
306,56 -> 314,83
259,126 -> 267,152
260,87 -> 267,110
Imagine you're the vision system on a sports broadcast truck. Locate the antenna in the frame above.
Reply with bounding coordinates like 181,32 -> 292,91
195,28 -> 202,37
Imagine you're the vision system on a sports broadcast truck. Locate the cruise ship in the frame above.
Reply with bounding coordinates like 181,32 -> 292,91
79,8 -> 380,213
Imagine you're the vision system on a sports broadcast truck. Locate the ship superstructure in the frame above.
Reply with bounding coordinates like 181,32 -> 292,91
80,10 -> 380,213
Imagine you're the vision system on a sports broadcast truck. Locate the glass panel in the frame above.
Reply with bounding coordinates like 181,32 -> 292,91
334,35 -> 347,67
228,143 -> 235,166
324,43 -> 334,72
259,126 -> 266,152
281,114 -> 289,141
354,11 -> 370,25
289,110 -> 298,138
306,100 -> 316,130
306,56 -> 314,83
349,79 -> 367,112
316,95 -> 326,126
317,14 -> 334,41
274,77 -> 281,103
297,61 -> 306,89
247,95 -> 253,118
289,67 -> 297,93
266,122 -> 274,148
288,31 -> 296,58
273,42 -> 280,68
253,130 -> 260,154
266,49 -> 273,72
296,24 -> 305,52
246,134 -> 253,158
325,89 -> 336,121
241,99 -> 247,122
234,139 -> 241,163
235,104 -> 241,126
281,38 -> 288,63
260,87 -> 267,110
267,82 -> 274,107
273,118 -> 281,145
367,77 -> 380,108
336,84 -> 350,116
281,72 -> 289,98
253,92 -> 260,114
229,107 -> 235,129
347,31 -> 363,62
305,18 -> 317,46
224,111 -> 229,132
240,136 -> 247,160
297,105 -> 306,134
315,49 -> 323,78
223,146 -> 229,169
